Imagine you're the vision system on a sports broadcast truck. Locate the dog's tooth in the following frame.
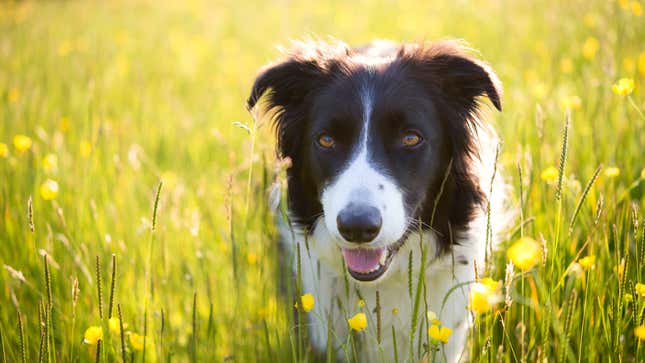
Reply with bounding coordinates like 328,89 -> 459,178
379,250 -> 388,265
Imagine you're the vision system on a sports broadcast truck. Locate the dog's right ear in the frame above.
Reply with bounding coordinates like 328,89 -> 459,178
246,57 -> 329,113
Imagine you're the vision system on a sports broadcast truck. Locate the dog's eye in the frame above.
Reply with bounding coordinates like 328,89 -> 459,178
401,131 -> 423,147
317,133 -> 335,149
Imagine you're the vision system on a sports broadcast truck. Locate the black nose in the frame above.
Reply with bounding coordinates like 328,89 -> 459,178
336,203 -> 382,243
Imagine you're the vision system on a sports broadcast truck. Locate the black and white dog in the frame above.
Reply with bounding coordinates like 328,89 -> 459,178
248,39 -> 507,362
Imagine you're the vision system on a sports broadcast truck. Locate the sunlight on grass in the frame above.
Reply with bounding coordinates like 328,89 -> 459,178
0,0 -> 643,361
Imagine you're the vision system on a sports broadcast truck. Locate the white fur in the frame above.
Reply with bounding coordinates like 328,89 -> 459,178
320,85 -> 407,253
278,115 -> 507,362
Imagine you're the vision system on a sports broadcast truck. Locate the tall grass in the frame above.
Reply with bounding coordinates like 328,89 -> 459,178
0,0 -> 644,361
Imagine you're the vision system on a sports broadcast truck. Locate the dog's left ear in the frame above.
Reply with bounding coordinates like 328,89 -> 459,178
399,42 -> 502,112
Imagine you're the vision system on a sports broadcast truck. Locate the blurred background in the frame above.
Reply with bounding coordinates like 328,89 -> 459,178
0,0 -> 643,361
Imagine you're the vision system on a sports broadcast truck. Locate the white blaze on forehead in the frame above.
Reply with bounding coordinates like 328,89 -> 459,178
320,82 -> 408,247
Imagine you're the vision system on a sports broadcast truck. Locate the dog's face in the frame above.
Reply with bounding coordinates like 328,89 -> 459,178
248,40 -> 501,282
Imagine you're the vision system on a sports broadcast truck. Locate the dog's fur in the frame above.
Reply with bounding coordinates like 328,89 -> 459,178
248,39 -> 507,362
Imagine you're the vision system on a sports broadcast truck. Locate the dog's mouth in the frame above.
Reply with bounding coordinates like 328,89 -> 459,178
341,239 -> 406,282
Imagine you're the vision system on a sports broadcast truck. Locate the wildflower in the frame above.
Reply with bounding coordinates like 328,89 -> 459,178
58,117 -> 71,132
583,13 -> 597,28
561,95 -> 582,111
0,143 -> 8,158
13,134 -> 32,153
641,168 -> 645,179
623,293 -> 633,304
428,324 -> 452,344
604,167 -> 621,178
129,333 -> 145,351
42,153 -> 58,173
8,88 -> 19,103
639,52 -> 645,77
391,308 -> 398,316
357,299 -> 365,308
80,141 -> 92,158
347,312 -> 367,332
108,317 -> 121,334
507,237 -> 542,271
636,283 -> 645,297
632,1 -> 643,16
541,166 -> 559,183
560,58 -> 574,74
469,278 -> 502,314
246,252 -> 258,265
582,37 -> 599,60
300,293 -> 315,312
83,326 -> 103,345
578,255 -> 595,269
40,179 -> 59,200
623,58 -> 635,73
612,78 -> 635,96
635,326 -> 645,340
426,310 -> 441,325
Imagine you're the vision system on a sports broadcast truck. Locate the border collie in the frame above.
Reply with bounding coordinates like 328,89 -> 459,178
247,39 -> 507,362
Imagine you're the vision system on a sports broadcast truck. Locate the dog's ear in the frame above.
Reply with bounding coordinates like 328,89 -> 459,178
247,41 -> 350,157
246,58 -> 328,113
399,41 -> 502,112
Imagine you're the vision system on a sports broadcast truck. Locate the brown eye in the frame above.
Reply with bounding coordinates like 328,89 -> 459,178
401,131 -> 422,147
318,133 -> 335,148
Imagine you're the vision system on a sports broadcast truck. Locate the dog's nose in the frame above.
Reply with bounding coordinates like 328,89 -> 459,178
336,203 -> 382,243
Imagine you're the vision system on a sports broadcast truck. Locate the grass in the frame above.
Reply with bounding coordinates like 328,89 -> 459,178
0,0 -> 644,361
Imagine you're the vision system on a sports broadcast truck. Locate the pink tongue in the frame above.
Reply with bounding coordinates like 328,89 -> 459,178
342,247 -> 385,273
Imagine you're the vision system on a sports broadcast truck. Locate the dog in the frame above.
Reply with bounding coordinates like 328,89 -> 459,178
247,39 -> 507,362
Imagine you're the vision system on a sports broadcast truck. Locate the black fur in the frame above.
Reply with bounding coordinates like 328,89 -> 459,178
247,39 -> 502,253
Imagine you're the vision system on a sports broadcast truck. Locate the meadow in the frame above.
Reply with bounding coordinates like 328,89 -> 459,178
0,0 -> 644,361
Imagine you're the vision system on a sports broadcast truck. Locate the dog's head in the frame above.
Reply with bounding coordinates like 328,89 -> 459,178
248,39 -> 501,282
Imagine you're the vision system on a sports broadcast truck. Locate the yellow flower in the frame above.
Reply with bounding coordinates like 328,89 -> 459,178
392,308 -> 399,316
619,0 -> 630,9
635,326 -> 645,340
631,1 -> 643,16
623,293 -> 633,303
583,13 -> 597,28
428,324 -> 452,344
507,237 -> 542,271
246,252 -> 258,265
83,326 -> 103,345
129,333 -> 145,351
560,58 -> 574,74
582,37 -> 599,60
357,299 -> 365,308
8,88 -> 20,103
604,167 -> 621,178
561,95 -> 582,111
636,283 -> 645,297
80,140 -> 92,158
108,317 -> 121,334
623,58 -> 635,73
541,166 -> 559,183
40,179 -> 59,200
639,52 -> 645,77
42,153 -> 58,173
469,278 -> 501,314
13,134 -> 32,153
426,310 -> 442,325
300,293 -> 315,312
612,78 -> 635,96
347,312 -> 367,332
641,168 -> 645,179
578,255 -> 595,269
0,143 -> 8,158
58,117 -> 71,132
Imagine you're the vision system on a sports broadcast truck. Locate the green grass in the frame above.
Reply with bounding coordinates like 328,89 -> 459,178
0,0 -> 644,361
